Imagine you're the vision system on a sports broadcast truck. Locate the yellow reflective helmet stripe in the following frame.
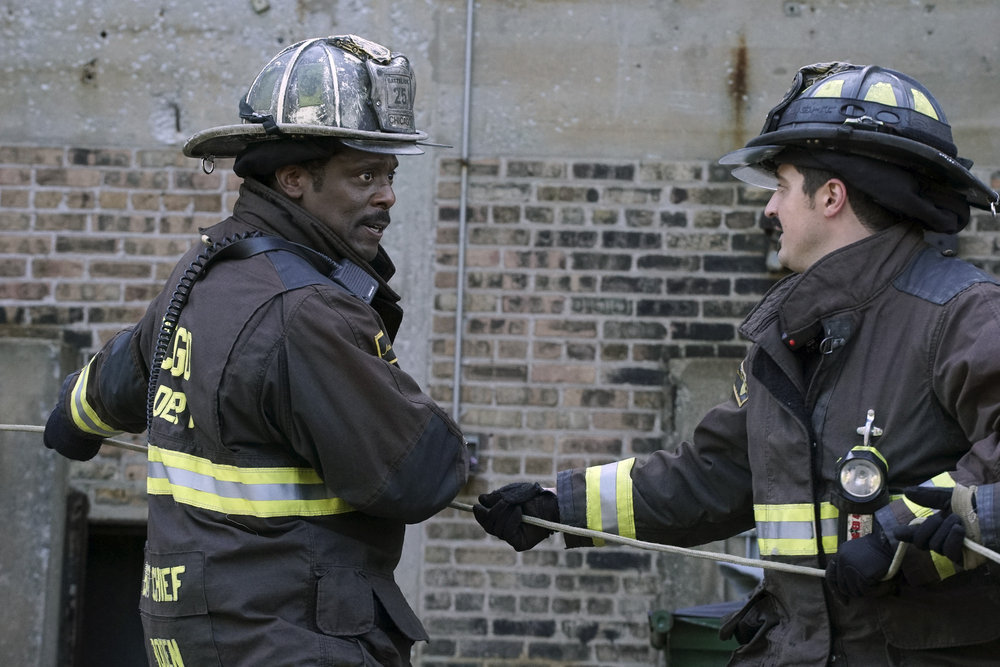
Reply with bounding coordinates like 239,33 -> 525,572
70,361 -> 121,438
812,79 -> 845,98
584,458 -> 636,546
811,78 -> 939,120
147,444 -> 355,518
910,89 -> 939,120
863,81 -> 898,107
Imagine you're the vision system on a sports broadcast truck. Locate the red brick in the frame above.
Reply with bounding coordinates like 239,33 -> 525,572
530,364 -> 597,384
1,189 -> 30,207
32,259 -> 84,278
0,167 -> 31,185
89,261 -> 153,279
35,212 -> 88,231
55,282 -> 122,301
0,212 -> 33,230
0,146 -> 63,166
0,258 -> 27,277
35,167 -> 102,187
0,235 -> 49,253
0,281 -> 49,299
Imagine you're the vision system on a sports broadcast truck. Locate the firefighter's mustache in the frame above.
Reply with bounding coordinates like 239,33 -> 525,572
360,211 -> 391,229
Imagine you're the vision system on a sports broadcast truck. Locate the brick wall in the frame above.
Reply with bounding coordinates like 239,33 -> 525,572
421,157 -> 774,664
2,143 -> 998,664
0,145 -> 239,522
0,145 -> 238,349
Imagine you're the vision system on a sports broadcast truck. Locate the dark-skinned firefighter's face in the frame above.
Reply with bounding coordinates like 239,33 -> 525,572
276,146 -> 399,261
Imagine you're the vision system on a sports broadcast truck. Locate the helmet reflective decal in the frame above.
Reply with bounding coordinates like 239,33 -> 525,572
812,79 -> 845,98
910,89 -> 938,120
717,61 -> 999,216
863,81 -> 898,107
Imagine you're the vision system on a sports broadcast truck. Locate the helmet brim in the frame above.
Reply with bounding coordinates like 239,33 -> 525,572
719,128 -> 998,210
183,123 -> 430,159
717,145 -> 786,189
339,138 -> 424,155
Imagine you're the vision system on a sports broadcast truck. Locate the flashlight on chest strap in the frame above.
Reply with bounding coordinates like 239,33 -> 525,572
835,410 -> 889,534
838,445 -> 888,504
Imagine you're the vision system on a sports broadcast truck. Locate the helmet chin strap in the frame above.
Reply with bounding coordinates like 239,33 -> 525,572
238,99 -> 279,135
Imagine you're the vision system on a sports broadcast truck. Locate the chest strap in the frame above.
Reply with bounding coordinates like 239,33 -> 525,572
209,235 -> 378,304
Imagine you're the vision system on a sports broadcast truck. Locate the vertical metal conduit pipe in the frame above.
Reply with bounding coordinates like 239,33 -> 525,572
451,0 -> 475,422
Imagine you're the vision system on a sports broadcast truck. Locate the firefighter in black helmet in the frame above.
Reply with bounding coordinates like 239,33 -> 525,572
43,35 -> 468,666
474,62 -> 1000,665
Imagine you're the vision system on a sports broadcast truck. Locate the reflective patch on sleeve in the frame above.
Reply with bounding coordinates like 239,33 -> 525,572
71,361 -> 120,437
584,458 -> 637,546
733,360 -> 749,407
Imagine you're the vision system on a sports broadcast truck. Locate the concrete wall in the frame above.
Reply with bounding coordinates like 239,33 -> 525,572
0,336 -> 68,667
5,1 -> 999,158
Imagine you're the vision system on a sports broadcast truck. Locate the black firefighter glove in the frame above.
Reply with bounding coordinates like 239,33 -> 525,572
825,520 -> 895,598
43,373 -> 104,461
473,482 -> 559,552
895,484 -> 983,569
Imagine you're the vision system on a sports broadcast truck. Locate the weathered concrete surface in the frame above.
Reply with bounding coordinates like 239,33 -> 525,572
1,1 -> 996,161
0,337 -> 67,667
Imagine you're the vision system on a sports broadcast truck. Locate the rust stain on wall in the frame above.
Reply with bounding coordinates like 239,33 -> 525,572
729,33 -> 749,148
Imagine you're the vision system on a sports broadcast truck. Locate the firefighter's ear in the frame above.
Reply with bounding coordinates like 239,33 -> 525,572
273,164 -> 309,200
819,177 -> 849,218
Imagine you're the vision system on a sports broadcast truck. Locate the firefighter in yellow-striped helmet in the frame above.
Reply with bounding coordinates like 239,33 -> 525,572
720,62 -> 998,233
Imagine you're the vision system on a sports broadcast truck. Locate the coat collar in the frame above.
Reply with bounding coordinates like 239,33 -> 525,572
741,222 -> 927,349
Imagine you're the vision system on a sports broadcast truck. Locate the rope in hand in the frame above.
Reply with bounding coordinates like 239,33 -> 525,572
447,500 -> 828,578
5,423 -> 999,577
2,423 -> 149,453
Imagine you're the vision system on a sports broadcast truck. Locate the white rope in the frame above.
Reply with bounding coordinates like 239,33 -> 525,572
448,500 -> 828,578
1,423 -> 149,454
6,422 -> 1000,576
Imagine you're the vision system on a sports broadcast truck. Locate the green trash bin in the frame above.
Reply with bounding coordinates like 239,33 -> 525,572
649,600 -> 742,666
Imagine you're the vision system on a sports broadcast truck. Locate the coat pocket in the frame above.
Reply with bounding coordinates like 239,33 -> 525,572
720,584 -> 781,649
316,567 -> 428,642
139,548 -> 221,667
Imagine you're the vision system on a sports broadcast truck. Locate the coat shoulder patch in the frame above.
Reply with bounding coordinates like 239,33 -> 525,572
733,360 -> 749,407
374,330 -> 398,365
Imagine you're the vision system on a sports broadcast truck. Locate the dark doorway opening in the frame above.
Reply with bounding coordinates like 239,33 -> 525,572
78,523 -> 147,666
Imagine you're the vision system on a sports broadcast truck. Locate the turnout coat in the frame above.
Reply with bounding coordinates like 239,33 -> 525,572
60,179 -> 469,666
557,222 -> 1000,665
